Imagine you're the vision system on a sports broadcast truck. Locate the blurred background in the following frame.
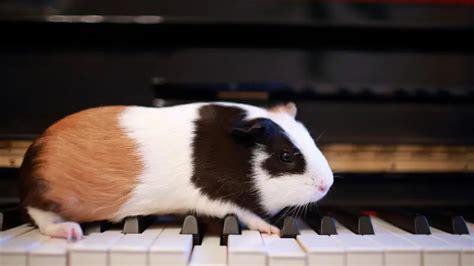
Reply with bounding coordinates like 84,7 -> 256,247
1,0 -> 473,223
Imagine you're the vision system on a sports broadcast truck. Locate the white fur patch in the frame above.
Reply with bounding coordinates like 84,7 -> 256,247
27,206 -> 63,226
27,207 -> 83,239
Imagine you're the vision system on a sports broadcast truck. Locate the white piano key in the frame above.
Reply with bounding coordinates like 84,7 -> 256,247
189,236 -> 226,266
366,234 -> 422,266
331,221 -> 383,266
261,234 -> 306,266
29,238 -> 70,266
467,222 -> 474,238
0,229 -> 48,266
228,230 -> 266,266
430,227 -> 474,266
108,226 -> 163,266
0,224 -> 35,244
368,217 -> 422,266
69,230 -> 123,266
373,217 -> 460,266
402,235 -> 460,266
296,222 -> 345,266
148,227 -> 193,266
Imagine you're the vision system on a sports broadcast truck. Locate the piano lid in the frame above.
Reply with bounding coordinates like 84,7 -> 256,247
0,0 -> 472,53
1,0 -> 473,28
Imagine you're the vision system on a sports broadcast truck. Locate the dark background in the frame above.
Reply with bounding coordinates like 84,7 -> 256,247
1,0 -> 473,144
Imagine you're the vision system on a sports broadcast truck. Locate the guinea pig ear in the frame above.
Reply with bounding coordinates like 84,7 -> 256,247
231,119 -> 267,139
269,102 -> 297,118
285,102 -> 297,118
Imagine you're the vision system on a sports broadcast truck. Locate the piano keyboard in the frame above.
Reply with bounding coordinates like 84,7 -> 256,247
0,209 -> 473,266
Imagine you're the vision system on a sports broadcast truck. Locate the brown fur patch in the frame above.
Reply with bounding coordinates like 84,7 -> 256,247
19,106 -> 142,222
269,102 -> 297,118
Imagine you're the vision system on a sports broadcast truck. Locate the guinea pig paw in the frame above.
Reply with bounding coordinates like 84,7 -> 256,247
269,225 -> 281,235
67,222 -> 84,241
248,219 -> 280,236
45,222 -> 84,241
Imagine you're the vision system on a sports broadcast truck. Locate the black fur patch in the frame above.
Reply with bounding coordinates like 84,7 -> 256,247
260,132 -> 306,177
191,104 -> 306,216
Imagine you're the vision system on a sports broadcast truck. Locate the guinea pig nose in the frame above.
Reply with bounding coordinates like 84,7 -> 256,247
318,185 -> 327,193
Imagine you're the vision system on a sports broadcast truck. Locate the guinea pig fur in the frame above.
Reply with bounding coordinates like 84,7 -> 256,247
19,102 -> 334,239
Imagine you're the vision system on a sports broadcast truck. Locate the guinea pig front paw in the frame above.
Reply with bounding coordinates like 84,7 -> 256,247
41,221 -> 84,241
247,218 -> 280,235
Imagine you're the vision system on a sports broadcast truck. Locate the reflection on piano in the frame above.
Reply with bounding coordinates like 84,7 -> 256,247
0,0 -> 473,265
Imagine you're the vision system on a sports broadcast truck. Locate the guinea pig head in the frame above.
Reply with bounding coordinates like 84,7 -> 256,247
231,103 -> 334,216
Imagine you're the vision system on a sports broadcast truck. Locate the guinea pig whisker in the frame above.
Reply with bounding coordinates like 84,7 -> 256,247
282,206 -> 296,218
302,203 -> 310,219
301,204 -> 307,218
291,206 -> 301,218
293,205 -> 302,218
287,207 -> 297,219
291,207 -> 298,219
315,129 -> 327,144
275,206 -> 296,224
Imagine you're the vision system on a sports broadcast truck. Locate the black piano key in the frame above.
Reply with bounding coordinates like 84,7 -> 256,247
221,215 -> 241,245
319,208 -> 358,234
0,205 -> 23,231
414,216 -> 431,235
358,216 -> 375,235
305,207 -> 337,235
280,216 -> 299,238
81,221 -> 111,235
181,215 -> 201,245
452,216 -> 470,235
377,209 -> 431,235
123,215 -> 154,234
415,209 -> 469,235
322,208 -> 374,235
267,207 -> 300,238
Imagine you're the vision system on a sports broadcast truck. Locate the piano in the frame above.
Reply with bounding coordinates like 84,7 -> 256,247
0,0 -> 473,265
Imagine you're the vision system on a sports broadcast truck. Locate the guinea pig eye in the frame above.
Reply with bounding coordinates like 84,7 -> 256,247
280,151 -> 293,163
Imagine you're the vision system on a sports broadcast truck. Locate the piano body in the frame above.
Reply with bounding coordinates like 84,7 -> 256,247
0,0 -> 473,265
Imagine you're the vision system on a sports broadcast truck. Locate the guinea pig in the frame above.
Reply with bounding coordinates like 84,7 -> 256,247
19,101 -> 334,240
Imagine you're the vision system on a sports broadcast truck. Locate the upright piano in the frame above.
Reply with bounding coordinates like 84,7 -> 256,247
0,0 -> 473,265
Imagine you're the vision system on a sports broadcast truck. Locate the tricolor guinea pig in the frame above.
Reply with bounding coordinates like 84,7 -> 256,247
19,102 -> 334,240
